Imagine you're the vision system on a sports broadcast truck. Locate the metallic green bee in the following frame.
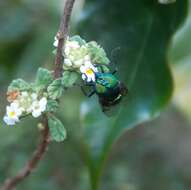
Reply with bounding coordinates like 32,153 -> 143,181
81,69 -> 128,113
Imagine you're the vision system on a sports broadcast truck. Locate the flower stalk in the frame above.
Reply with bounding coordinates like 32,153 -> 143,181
2,118 -> 50,190
54,0 -> 76,79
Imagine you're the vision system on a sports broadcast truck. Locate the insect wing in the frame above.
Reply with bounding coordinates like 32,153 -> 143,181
99,82 -> 128,116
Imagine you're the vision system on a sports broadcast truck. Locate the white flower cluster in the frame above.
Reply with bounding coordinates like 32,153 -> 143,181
3,91 -> 47,126
54,37 -> 98,82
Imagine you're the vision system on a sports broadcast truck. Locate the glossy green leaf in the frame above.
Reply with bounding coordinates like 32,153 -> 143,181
48,115 -> 67,142
76,0 -> 188,189
47,78 -> 63,100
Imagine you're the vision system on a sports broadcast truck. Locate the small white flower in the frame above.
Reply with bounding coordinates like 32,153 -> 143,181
68,55 -> 75,62
64,41 -> 80,56
54,35 -> 80,51
64,47 -> 70,56
31,97 -> 47,118
64,59 -> 72,67
80,62 -> 98,82
74,59 -> 84,68
3,102 -> 23,126
3,116 -> 16,126
8,102 -> 23,117
23,93 -> 38,113
31,93 -> 38,101
53,36 -> 58,47
84,55 -> 91,61
66,41 -> 80,49
21,91 -> 28,97
53,36 -> 72,48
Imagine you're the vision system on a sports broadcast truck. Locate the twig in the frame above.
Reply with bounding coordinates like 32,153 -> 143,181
54,0 -> 76,78
2,117 -> 50,190
1,0 -> 76,189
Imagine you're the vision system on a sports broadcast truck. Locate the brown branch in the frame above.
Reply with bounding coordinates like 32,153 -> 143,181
2,117 -> 50,190
54,0 -> 76,78
1,0 -> 76,189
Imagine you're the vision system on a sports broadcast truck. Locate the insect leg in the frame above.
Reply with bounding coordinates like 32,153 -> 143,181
84,81 -> 95,86
81,85 -> 95,97
81,85 -> 88,96
112,69 -> 118,75
87,90 -> 96,97
100,65 -> 105,73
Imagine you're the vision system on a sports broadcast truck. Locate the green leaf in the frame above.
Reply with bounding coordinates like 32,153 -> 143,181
47,78 -> 63,100
70,35 -> 86,45
8,79 -> 30,92
62,71 -> 79,88
46,100 -> 59,113
35,68 -> 53,90
87,41 -> 110,65
48,115 -> 66,142
77,0 -> 188,189
97,65 -> 110,73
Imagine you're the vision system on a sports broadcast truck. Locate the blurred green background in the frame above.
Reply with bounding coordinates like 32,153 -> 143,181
1,0 -> 191,190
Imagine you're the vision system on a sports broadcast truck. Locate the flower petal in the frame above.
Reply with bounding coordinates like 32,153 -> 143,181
3,115 -> 16,125
31,93 -> 38,100
21,91 -> 28,97
32,110 -> 42,118
64,47 -> 70,56
84,60 -> 92,67
82,74 -> 87,81
68,41 -> 80,49
84,55 -> 90,61
16,109 -> 22,117
10,102 -> 19,109
53,37 -> 58,47
39,97 -> 47,112
64,59 -> 72,66
74,59 -> 83,67
86,76 -> 92,82
80,65 -> 87,73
